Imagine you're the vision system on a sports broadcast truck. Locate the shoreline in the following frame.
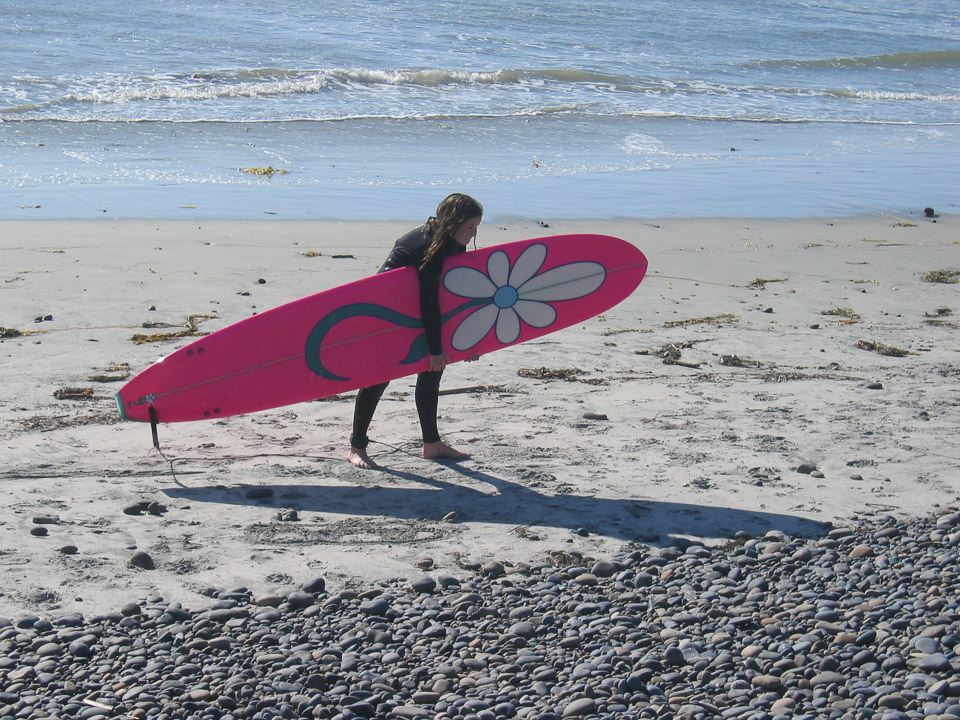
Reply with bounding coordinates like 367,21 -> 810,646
5,114 -> 959,223
1,213 -> 958,619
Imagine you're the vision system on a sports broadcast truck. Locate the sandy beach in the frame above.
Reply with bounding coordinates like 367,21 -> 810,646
1,214 -> 957,619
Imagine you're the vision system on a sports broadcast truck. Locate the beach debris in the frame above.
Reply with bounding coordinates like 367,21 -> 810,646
88,372 -> 130,382
719,354 -> 763,368
664,313 -> 737,328
34,314 -> 54,323
30,527 -> 48,537
238,166 -> 288,179
0,327 -> 23,338
517,366 -> 607,384
53,387 -> 100,401
511,524 -> 540,540
131,313 -> 216,344
921,269 -> 959,284
855,340 -> 912,357
88,362 -> 131,382
924,307 -> 954,325
300,251 -> 323,257
646,341 -> 703,368
747,277 -> 787,290
892,221 -> 917,227
822,307 -> 861,322
438,384 -> 510,396
762,370 -> 825,382
19,409 -> 120,431
602,327 -> 651,336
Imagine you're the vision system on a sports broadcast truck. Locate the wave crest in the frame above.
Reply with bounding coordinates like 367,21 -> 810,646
754,49 -> 960,71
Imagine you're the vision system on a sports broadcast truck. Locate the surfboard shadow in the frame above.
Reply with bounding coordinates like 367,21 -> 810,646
161,461 -> 829,546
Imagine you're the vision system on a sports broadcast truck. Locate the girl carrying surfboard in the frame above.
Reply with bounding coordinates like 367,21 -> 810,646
347,193 -> 484,470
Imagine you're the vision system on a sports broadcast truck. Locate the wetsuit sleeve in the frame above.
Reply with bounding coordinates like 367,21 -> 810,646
417,258 -> 445,357
379,225 -> 458,358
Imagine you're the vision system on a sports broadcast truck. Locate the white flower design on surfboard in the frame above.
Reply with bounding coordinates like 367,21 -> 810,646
443,243 -> 606,351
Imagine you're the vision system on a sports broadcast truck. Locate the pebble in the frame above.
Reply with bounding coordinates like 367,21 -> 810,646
0,509 -> 958,720
128,551 -> 154,570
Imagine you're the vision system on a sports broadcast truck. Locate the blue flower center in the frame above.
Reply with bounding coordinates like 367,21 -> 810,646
493,285 -> 519,309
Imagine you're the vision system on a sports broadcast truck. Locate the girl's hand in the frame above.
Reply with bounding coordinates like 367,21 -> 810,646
429,353 -> 450,372
466,351 -> 481,362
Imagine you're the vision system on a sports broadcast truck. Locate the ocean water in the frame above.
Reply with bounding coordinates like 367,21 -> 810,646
1,0 -> 958,220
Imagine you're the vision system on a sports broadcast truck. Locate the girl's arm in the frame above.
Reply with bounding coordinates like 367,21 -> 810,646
417,259 -> 446,362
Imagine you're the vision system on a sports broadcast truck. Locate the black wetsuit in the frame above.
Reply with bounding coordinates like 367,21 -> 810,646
349,224 -> 465,449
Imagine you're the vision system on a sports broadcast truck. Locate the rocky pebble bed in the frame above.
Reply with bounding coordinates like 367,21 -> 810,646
2,508 -> 960,720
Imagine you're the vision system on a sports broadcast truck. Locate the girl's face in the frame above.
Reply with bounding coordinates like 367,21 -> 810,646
453,216 -> 482,246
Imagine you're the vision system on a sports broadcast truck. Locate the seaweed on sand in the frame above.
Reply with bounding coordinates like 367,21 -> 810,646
517,367 -> 608,385
88,362 -> 131,382
719,354 -> 763,368
855,340 -> 912,357
664,314 -> 737,328
921,269 -> 959,284
131,314 -> 216,344
747,278 -> 787,290
53,387 -> 101,401
239,166 -> 288,179
643,341 -> 703,369
822,307 -> 861,322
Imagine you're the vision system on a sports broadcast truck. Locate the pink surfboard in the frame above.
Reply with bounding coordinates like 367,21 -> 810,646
117,234 -> 648,423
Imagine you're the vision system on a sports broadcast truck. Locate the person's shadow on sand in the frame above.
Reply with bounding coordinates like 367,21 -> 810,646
162,458 -> 829,546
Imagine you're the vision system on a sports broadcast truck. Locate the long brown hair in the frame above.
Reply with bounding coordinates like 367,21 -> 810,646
420,193 -> 483,269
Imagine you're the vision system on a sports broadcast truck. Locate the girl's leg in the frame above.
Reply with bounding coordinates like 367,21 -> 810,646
348,381 -> 389,468
414,370 -> 443,444
416,370 -> 471,460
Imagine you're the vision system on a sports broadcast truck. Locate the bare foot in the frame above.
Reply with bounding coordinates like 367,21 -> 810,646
423,440 -> 471,461
347,447 -> 379,469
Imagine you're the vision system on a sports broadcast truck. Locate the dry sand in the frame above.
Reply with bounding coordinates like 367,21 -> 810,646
1,214 -> 958,619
